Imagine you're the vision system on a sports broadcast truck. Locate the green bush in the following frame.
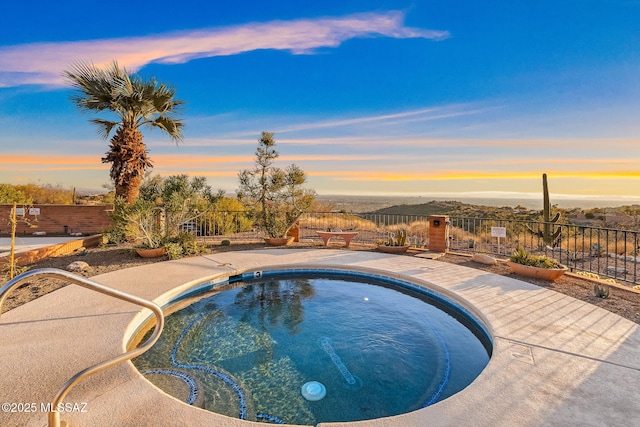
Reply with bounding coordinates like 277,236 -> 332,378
162,232 -> 206,259
101,227 -> 127,245
221,239 -> 231,246
163,242 -> 183,260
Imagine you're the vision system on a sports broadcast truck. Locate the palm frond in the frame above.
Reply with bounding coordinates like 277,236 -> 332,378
90,119 -> 119,140
149,116 -> 184,143
65,60 -> 185,143
64,61 -> 125,112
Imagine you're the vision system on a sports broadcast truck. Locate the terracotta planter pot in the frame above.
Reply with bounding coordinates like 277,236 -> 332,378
376,244 -> 410,254
264,236 -> 295,246
135,247 -> 167,258
507,261 -> 568,281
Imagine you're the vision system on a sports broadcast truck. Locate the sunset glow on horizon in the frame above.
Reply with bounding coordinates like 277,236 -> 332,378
1,1 -> 639,200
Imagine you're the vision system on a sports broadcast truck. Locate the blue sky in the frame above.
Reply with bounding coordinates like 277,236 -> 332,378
1,1 -> 639,199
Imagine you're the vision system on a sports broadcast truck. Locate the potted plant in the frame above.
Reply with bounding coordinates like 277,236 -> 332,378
237,132 -> 315,246
377,229 -> 410,253
105,176 -> 211,259
507,247 -> 568,280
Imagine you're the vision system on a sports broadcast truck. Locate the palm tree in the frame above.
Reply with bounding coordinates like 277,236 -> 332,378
64,61 -> 184,203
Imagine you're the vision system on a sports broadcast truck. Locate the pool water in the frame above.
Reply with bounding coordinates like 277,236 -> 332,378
133,274 -> 491,425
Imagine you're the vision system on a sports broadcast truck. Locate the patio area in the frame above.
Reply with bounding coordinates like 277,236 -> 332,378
1,249 -> 639,426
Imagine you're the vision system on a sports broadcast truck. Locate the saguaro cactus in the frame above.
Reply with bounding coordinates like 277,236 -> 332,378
527,173 -> 561,246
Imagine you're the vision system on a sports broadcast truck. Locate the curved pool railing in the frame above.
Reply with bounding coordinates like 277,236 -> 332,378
0,268 -> 165,427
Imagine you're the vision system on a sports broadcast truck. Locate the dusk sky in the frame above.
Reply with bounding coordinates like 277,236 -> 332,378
1,1 -> 639,200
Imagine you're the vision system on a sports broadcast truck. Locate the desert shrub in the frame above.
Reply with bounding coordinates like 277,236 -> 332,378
101,228 -> 127,245
510,247 -> 563,269
0,184 -> 31,204
203,200 -> 253,235
163,242 -> 183,260
108,198 -> 164,248
593,284 -> 610,299
163,232 -> 205,258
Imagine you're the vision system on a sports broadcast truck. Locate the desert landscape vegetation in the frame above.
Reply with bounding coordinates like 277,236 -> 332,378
2,177 -> 640,327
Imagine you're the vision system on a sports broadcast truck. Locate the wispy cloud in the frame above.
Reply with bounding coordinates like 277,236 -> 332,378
0,11 -> 448,88
270,105 -> 482,134
174,104 -> 490,145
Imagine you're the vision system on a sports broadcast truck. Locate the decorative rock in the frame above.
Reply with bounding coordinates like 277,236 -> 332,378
66,261 -> 90,273
70,232 -> 83,237
471,253 -> 497,265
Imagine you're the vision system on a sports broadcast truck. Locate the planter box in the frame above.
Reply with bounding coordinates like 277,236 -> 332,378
135,248 -> 167,258
507,261 -> 568,281
376,245 -> 410,254
264,237 -> 295,246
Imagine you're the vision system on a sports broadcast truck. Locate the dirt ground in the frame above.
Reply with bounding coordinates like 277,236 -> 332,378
2,242 -> 639,325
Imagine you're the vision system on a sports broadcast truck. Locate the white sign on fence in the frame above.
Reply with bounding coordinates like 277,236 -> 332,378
491,226 -> 507,238
13,207 -> 25,216
29,207 -> 41,216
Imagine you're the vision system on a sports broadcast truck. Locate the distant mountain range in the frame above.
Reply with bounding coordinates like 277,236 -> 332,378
361,199 -> 640,230
316,194 -> 640,214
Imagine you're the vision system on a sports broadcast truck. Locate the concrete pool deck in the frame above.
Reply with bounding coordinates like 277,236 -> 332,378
1,248 -> 639,427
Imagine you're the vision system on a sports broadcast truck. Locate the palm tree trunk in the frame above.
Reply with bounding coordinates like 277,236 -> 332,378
103,127 -> 152,204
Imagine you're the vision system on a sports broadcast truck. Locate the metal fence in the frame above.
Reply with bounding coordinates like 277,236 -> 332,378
184,211 -> 432,247
182,210 -> 640,285
300,212 -> 431,247
449,216 -> 640,284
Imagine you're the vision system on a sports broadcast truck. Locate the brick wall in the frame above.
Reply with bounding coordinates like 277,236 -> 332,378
0,204 -> 113,235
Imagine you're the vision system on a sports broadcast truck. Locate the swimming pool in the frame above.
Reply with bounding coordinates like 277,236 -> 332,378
132,269 -> 492,425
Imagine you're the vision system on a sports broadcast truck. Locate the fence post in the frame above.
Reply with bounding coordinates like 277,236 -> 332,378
429,215 -> 449,253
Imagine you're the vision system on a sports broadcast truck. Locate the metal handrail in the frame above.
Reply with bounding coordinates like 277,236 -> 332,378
0,268 -> 164,427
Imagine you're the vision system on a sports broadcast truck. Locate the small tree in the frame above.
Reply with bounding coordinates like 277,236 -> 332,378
237,132 -> 315,238
2,203 -> 35,281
